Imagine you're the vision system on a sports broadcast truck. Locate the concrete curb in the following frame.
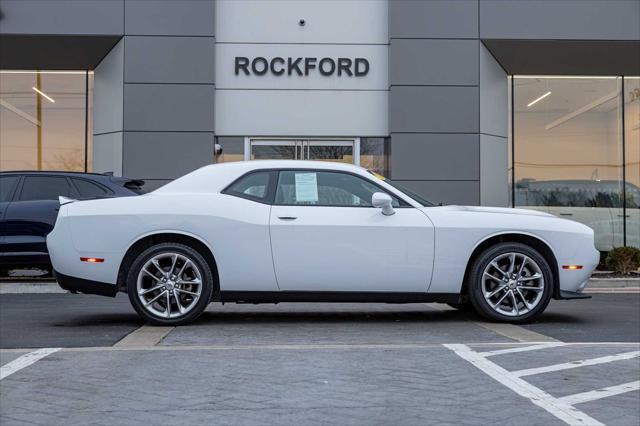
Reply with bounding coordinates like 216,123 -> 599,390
1,277 -> 639,294
0,282 -> 67,294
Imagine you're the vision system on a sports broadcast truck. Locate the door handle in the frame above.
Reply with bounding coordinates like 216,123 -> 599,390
559,213 -> 573,216
278,216 -> 297,221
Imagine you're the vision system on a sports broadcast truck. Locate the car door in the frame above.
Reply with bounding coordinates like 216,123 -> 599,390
269,170 -> 434,292
2,175 -> 77,256
0,175 -> 21,252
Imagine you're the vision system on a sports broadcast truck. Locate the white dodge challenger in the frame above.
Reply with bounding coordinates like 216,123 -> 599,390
47,161 -> 599,325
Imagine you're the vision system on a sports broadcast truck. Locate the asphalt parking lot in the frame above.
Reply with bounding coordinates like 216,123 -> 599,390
1,293 -> 639,425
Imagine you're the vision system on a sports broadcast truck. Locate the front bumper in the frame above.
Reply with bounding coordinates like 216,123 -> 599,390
54,270 -> 118,297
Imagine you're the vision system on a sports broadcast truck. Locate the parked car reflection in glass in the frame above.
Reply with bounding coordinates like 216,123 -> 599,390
515,179 -> 639,251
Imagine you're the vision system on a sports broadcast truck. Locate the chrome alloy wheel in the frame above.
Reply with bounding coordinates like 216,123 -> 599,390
481,252 -> 545,317
136,252 -> 203,319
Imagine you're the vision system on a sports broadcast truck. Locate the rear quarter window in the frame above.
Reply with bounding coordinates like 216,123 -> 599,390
71,178 -> 113,198
19,176 -> 75,201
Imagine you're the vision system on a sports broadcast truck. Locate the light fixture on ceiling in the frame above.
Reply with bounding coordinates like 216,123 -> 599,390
32,87 -> 55,103
545,90 -> 618,130
527,91 -> 551,107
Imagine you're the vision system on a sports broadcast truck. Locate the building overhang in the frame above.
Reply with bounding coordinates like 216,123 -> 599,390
0,34 -> 121,70
483,39 -> 640,75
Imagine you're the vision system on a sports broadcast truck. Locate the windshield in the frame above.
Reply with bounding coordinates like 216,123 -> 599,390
368,171 -> 434,207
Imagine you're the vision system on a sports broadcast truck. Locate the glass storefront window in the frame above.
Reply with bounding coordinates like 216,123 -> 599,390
625,77 -> 640,247
0,70 -> 92,172
512,76 -> 640,252
214,137 -> 244,163
360,137 -> 388,176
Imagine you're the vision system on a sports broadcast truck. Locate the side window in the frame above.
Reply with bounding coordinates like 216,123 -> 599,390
224,171 -> 273,203
19,176 -> 74,201
72,178 -> 112,198
275,171 -> 400,207
0,176 -> 20,202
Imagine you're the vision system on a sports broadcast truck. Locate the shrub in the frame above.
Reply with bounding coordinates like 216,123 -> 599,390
605,247 -> 640,275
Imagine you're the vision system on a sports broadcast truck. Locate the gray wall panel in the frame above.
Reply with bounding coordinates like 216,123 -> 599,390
0,0 -> 124,35
124,36 -> 215,84
389,86 -> 479,133
124,0 -> 215,36
390,134 -> 479,180
480,134 -> 508,207
122,132 -> 214,179
389,0 -> 478,39
390,39 -> 479,86
480,0 -> 640,40
93,39 -> 124,135
141,179 -> 172,191
393,180 -> 480,206
92,132 -> 123,176
123,84 -> 215,132
479,43 -> 507,137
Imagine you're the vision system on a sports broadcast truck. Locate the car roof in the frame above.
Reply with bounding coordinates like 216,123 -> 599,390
204,160 -> 365,172
0,170 -> 111,177
154,160 -> 373,195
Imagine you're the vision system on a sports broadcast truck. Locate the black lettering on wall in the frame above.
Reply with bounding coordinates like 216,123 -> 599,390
337,58 -> 353,77
235,57 -> 250,75
252,57 -> 268,75
304,57 -> 317,76
318,58 -> 336,76
288,57 -> 303,76
270,57 -> 285,75
354,58 -> 369,76
234,56 -> 369,77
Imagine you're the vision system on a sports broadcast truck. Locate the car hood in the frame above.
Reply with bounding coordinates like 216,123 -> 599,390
421,205 -> 555,217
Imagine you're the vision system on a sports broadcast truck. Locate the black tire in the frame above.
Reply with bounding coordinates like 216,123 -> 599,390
467,242 -> 553,323
127,242 -> 214,326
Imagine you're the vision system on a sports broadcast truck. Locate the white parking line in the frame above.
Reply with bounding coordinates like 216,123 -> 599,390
559,381 -> 640,406
513,351 -> 640,377
0,348 -> 60,380
479,342 -> 566,357
445,344 -> 604,426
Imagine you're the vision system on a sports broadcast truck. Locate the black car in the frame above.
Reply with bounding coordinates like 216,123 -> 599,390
0,171 -> 144,268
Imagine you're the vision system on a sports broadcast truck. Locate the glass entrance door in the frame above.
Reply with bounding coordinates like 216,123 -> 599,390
250,140 -> 300,160
248,138 -> 359,165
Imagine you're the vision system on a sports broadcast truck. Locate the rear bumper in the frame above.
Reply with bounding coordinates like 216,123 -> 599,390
54,270 -> 118,297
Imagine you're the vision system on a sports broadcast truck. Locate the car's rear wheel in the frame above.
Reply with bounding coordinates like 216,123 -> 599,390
468,242 -> 553,323
127,243 -> 213,326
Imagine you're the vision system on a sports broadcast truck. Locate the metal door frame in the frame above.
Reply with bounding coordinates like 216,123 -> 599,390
244,137 -> 360,165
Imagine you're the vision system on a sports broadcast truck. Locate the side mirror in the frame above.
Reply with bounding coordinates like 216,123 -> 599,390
372,192 -> 395,216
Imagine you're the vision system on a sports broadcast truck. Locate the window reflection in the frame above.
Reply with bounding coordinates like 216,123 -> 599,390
360,137 -> 388,176
512,76 -> 640,252
625,77 -> 640,247
0,71 -> 92,172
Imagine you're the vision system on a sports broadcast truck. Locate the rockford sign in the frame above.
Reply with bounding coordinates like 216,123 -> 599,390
235,56 -> 370,77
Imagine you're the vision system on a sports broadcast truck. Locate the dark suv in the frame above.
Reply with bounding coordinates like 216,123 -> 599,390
0,171 -> 144,267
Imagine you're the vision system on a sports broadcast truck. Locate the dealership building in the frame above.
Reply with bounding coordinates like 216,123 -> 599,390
0,0 -> 639,251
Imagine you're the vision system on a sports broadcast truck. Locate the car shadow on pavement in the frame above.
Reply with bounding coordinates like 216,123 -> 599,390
51,313 -> 143,328
192,307 -> 477,325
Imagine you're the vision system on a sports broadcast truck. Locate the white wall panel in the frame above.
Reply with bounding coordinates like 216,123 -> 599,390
215,90 -> 388,136
216,43 -> 388,90
216,0 -> 388,44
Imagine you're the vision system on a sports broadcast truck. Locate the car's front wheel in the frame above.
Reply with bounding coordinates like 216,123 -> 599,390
127,242 -> 213,326
467,242 -> 553,323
